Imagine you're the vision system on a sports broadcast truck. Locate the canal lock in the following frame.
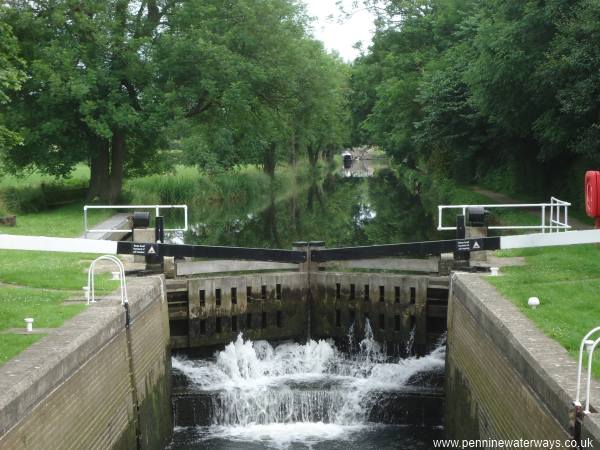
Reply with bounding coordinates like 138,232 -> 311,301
165,254 -> 451,447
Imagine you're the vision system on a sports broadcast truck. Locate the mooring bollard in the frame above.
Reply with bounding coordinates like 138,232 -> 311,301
24,318 -> 34,332
528,297 -> 540,309
82,286 -> 90,302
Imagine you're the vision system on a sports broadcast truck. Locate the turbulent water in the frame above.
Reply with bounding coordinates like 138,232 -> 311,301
169,322 -> 445,449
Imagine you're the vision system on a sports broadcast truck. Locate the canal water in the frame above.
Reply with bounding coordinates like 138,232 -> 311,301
168,160 -> 447,449
178,161 -> 440,249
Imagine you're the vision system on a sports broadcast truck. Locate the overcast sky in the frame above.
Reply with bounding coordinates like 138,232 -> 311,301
304,0 -> 376,61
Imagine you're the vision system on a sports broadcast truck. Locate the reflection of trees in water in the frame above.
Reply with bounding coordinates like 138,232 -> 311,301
184,169 -> 436,248
306,180 -> 324,212
261,191 -> 281,247
362,169 -> 434,244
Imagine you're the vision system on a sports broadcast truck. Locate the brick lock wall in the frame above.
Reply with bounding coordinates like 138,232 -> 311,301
446,275 -> 572,444
0,277 -> 172,450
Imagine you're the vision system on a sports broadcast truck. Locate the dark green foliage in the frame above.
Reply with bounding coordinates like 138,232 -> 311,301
351,0 -> 600,207
0,182 -> 88,213
0,18 -> 25,152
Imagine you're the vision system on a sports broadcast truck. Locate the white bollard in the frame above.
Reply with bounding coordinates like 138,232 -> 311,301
111,271 -> 121,280
528,297 -> 540,309
24,318 -> 34,332
82,286 -> 91,303
490,267 -> 500,276
585,339 -> 595,353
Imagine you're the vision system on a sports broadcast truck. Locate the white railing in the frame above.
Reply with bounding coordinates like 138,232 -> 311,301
437,197 -> 570,233
575,327 -> 600,414
83,204 -> 188,236
87,255 -> 128,305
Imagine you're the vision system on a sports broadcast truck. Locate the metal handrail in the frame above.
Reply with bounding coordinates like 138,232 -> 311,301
584,336 -> 600,414
83,204 -> 188,236
437,197 -> 571,233
575,327 -> 600,413
87,255 -> 128,305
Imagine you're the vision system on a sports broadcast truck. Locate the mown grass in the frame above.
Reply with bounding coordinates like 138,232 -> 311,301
0,201 -> 112,237
452,178 -> 598,375
0,201 -> 117,366
0,334 -> 44,365
0,250 -> 117,290
0,164 -> 90,190
490,244 -> 600,379
0,160 -> 315,365
0,287 -> 84,330
0,164 -> 90,214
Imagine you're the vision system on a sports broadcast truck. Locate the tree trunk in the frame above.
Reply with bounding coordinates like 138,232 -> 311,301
86,132 -> 126,204
108,131 -> 125,204
263,142 -> 277,177
289,129 -> 298,166
87,140 -> 110,202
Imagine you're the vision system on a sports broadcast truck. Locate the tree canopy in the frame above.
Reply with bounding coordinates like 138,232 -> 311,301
351,0 -> 600,200
0,18 -> 25,153
0,0 -> 350,202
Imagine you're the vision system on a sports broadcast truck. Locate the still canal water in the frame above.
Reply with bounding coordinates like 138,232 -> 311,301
179,162 -> 440,249
168,161 -> 447,449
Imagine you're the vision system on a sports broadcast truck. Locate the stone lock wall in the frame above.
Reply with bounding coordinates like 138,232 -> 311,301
170,273 -> 308,350
168,271 -> 449,356
0,276 -> 171,450
445,273 -> 600,445
311,272 -> 448,354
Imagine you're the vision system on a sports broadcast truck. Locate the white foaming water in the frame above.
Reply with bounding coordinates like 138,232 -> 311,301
204,422 -> 366,448
172,321 -> 445,448
405,324 -> 416,356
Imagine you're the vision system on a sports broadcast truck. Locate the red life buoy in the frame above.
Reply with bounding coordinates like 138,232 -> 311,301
585,171 -> 600,218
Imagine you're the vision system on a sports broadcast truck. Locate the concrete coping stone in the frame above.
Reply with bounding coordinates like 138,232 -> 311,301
583,414 -> 600,442
453,273 -> 600,436
0,275 -> 163,437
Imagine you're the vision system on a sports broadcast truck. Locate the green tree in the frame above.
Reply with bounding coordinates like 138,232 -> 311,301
0,19 -> 25,154
350,0 -> 592,197
290,40 -> 350,167
3,1 -> 170,202
159,0 -> 307,176
160,0 -> 349,176
2,0 -> 351,201
537,0 -> 600,163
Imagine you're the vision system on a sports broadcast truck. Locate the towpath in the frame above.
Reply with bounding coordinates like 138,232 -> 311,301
81,213 -> 130,239
470,186 -> 591,230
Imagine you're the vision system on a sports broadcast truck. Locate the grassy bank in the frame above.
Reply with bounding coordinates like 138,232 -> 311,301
490,245 -> 600,379
396,165 -> 541,233
0,203 -> 117,366
394,162 -> 600,377
0,165 -> 90,215
123,162 -> 321,206
0,160 -> 321,365
0,202 -> 111,237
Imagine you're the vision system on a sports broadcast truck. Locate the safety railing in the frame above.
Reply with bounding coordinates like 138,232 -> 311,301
83,204 -> 188,236
575,327 -> 600,414
87,255 -> 128,305
437,197 -> 571,233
